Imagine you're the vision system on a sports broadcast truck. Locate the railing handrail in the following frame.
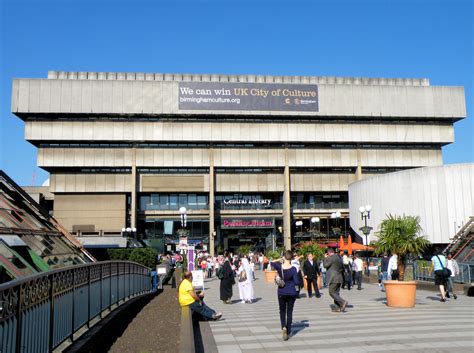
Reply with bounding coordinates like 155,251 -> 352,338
0,260 -> 151,291
0,260 -> 154,353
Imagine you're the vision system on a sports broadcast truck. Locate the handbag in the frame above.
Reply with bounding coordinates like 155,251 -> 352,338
274,264 -> 286,288
436,255 -> 451,278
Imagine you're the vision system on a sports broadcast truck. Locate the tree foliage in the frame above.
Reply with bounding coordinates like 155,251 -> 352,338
373,214 -> 430,257
373,214 -> 431,280
107,247 -> 158,269
295,241 -> 326,261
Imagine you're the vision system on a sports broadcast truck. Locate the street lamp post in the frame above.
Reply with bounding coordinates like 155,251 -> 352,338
310,217 -> 320,240
358,205 -> 373,276
330,211 -> 341,237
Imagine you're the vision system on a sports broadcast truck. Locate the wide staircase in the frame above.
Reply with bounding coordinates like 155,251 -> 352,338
444,216 -> 474,264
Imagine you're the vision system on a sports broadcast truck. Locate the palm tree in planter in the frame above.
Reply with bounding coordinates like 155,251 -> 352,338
372,214 -> 431,307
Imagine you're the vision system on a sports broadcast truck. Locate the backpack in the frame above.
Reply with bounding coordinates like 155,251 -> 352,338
217,267 -> 225,280
239,269 -> 247,283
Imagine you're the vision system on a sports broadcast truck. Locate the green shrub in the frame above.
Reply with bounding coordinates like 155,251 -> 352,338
129,248 -> 158,268
107,249 -> 132,261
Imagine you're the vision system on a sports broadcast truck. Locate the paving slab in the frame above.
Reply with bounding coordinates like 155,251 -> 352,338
203,271 -> 474,352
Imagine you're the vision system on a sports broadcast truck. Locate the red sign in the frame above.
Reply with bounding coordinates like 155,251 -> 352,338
221,218 -> 275,229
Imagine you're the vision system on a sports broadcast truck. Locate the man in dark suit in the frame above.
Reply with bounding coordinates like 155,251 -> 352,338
323,248 -> 348,312
303,254 -> 321,298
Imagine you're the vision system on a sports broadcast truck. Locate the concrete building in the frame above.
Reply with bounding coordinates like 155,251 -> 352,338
349,164 -> 474,245
11,71 -> 466,255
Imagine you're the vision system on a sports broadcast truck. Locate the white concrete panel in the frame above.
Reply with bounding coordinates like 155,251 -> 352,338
112,81 -> 123,113
81,81 -> 93,113
28,80 -> 41,112
18,80 -> 30,112
349,164 -> 474,244
71,81 -> 82,112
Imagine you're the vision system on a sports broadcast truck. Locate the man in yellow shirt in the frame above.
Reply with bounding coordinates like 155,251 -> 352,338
179,271 -> 222,320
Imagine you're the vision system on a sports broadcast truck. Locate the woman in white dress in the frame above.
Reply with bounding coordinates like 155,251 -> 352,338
237,258 -> 254,303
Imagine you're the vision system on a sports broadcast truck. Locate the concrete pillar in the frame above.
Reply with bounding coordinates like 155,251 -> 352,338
131,146 -> 137,232
283,147 -> 291,250
209,148 -> 215,257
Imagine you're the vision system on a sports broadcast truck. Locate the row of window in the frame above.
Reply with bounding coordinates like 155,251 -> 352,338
139,192 -> 349,211
38,142 -> 440,149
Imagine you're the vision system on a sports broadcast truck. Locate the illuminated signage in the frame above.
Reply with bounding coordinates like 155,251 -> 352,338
221,218 -> 275,229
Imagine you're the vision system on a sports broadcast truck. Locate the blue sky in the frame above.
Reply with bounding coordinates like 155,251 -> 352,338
0,0 -> 472,186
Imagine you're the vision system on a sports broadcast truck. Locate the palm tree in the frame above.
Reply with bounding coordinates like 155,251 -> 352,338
373,214 -> 431,281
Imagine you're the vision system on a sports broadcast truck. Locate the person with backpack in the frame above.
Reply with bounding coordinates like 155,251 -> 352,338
237,257 -> 254,303
219,252 -> 234,304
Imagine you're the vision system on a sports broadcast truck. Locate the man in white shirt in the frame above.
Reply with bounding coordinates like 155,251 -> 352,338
387,254 -> 399,280
353,254 -> 364,290
446,253 -> 459,299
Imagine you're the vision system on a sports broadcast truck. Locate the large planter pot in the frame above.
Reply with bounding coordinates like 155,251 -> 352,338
384,280 -> 417,308
264,270 -> 277,283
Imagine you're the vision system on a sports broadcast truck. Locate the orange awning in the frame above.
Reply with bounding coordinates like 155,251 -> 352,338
341,242 -> 374,251
347,236 -> 353,255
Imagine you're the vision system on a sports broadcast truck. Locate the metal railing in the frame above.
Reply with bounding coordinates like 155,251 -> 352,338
413,261 -> 473,284
0,261 -> 153,353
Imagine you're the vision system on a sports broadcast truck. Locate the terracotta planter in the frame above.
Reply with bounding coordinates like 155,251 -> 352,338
384,280 -> 417,308
303,276 -> 322,290
264,270 -> 277,283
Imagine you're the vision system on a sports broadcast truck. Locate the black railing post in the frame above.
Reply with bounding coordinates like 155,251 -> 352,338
70,270 -> 75,342
99,264 -> 103,319
48,275 -> 55,352
116,263 -> 119,305
109,264 -> 112,312
128,262 -> 131,298
15,284 -> 23,353
87,266 -> 91,328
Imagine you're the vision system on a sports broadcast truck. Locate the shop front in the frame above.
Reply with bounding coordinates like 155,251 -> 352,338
219,217 -> 283,253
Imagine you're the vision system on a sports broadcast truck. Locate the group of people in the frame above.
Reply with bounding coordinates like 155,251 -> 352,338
431,252 -> 460,301
177,248 -> 461,341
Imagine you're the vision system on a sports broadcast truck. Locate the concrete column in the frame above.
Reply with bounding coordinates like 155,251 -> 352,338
209,148 -> 215,257
283,147 -> 291,250
131,146 -> 137,232
356,147 -> 362,180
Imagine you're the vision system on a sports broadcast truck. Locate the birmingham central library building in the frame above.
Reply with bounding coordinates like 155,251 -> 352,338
11,71 -> 466,255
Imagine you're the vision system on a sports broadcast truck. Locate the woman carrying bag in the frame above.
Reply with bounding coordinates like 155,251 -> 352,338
271,250 -> 299,341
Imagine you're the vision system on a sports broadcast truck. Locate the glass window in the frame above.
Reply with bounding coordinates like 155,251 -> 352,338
179,194 -> 187,205
159,194 -> 168,206
169,194 -> 178,206
151,194 -> 159,205
197,195 -> 207,206
188,194 -> 197,206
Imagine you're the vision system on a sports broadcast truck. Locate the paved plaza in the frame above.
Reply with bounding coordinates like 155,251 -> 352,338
202,271 -> 474,353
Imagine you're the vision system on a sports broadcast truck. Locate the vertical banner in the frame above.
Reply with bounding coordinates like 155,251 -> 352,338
187,245 -> 195,272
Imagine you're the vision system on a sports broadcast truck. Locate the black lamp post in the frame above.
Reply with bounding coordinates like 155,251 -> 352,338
358,205 -> 373,276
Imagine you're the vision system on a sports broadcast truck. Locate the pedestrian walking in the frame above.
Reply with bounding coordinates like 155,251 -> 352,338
272,251 -> 299,341
387,254 -> 399,280
380,253 -> 389,291
303,254 -> 321,298
323,248 -> 348,313
291,255 -> 304,298
431,251 -> 448,302
341,252 -> 353,290
320,261 -> 327,288
353,253 -> 364,290
219,252 -> 235,304
237,258 -> 254,303
446,253 -> 459,299
207,258 -> 213,278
